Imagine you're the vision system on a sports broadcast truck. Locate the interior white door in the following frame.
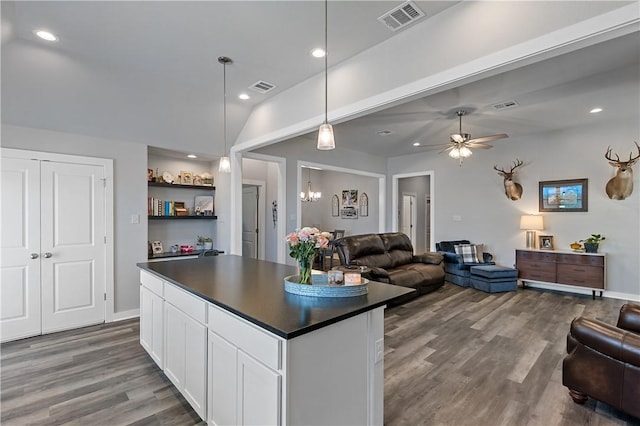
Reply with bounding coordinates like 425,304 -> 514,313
242,185 -> 259,258
400,194 -> 417,250
40,161 -> 106,333
0,158 -> 42,341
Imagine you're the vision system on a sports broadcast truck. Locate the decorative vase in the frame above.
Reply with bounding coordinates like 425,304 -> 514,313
204,242 -> 213,250
584,242 -> 599,253
297,255 -> 315,284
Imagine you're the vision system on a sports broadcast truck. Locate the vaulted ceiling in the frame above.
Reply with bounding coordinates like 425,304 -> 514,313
2,1 -> 638,160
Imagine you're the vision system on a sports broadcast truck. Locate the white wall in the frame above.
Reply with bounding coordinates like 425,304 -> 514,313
301,169 -> 379,236
1,124 -> 147,314
388,117 -> 640,297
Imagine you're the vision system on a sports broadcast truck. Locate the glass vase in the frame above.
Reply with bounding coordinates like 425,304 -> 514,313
297,255 -> 314,284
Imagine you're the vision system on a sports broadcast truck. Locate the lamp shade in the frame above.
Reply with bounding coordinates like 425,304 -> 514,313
520,215 -> 544,230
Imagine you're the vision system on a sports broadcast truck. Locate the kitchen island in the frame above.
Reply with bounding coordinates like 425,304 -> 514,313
138,255 -> 413,425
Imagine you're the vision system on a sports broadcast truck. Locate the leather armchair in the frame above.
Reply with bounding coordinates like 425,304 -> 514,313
436,240 -> 494,287
562,303 -> 640,418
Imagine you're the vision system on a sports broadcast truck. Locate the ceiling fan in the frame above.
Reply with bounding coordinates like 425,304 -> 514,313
438,110 -> 508,165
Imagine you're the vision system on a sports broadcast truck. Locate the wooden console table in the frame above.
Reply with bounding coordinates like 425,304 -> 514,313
515,249 -> 606,299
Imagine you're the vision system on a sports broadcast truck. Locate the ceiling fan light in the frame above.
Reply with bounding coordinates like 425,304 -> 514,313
448,148 -> 461,159
317,123 -> 335,150
459,146 -> 472,157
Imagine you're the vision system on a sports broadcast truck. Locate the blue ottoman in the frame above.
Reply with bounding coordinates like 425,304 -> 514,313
469,265 -> 518,293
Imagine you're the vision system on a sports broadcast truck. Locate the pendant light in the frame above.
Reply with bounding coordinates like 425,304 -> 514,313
317,0 -> 335,150
300,168 -> 321,202
218,56 -> 232,173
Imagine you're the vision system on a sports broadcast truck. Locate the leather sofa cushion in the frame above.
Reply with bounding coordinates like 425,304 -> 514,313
617,303 -> 640,333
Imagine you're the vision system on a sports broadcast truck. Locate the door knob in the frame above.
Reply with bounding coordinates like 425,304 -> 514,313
30,253 -> 39,259
44,252 -> 53,258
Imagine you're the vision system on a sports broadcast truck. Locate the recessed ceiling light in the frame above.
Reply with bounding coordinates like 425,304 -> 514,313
187,154 -> 197,159
311,48 -> 326,58
413,142 -> 421,146
34,29 -> 58,42
238,93 -> 250,100
590,107 -> 603,113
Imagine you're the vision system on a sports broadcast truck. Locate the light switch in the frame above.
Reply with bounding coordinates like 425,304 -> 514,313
453,215 -> 462,222
375,338 -> 384,364
131,214 -> 139,224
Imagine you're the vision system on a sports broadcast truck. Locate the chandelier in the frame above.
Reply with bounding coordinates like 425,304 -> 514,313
300,168 -> 321,202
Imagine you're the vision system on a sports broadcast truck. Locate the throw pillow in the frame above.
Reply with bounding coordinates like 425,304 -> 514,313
455,244 -> 480,263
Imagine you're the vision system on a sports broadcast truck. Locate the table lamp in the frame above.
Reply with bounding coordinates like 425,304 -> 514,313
520,215 -> 544,249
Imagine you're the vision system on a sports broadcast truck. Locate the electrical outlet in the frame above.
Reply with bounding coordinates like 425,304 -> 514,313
375,338 -> 384,364
453,215 -> 462,222
131,214 -> 139,224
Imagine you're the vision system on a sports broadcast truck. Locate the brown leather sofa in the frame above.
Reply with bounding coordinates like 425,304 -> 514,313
334,232 -> 444,299
562,303 -> 640,418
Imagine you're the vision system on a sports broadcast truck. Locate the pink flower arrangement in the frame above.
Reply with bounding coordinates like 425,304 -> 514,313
285,227 -> 330,283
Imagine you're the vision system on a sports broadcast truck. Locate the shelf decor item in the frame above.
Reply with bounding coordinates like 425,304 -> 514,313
285,227 -> 330,284
580,234 -> 605,253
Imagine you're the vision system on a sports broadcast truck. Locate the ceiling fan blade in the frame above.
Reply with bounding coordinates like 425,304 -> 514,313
416,143 -> 451,150
467,143 -> 493,149
468,133 -> 508,144
438,145 -> 455,154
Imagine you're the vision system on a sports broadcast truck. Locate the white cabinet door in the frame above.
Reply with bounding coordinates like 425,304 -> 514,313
40,161 -> 106,333
0,158 -> 41,342
208,331 -> 238,426
183,314 -> 207,420
140,286 -> 164,368
237,350 -> 281,426
164,302 -> 207,419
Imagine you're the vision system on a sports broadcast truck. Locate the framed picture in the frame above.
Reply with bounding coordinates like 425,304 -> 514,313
331,194 -> 339,217
147,168 -> 154,182
193,175 -> 203,186
360,192 -> 369,217
539,235 -> 554,250
341,207 -> 358,219
342,189 -> 358,207
151,240 -> 164,254
195,196 -> 214,216
180,171 -> 193,185
539,178 -> 588,212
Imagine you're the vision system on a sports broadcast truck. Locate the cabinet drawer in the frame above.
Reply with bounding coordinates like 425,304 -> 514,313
164,283 -> 207,324
517,261 -> 556,282
208,304 -> 281,371
516,250 -> 556,263
556,254 -> 604,267
140,270 -> 164,297
557,264 -> 604,289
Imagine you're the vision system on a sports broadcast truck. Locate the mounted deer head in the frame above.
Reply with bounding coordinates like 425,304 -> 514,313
605,141 -> 640,200
494,159 -> 524,200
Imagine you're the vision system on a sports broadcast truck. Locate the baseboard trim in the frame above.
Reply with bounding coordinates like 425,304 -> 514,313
110,309 -> 140,322
523,282 -> 639,302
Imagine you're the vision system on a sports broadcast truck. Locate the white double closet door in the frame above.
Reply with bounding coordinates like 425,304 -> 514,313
1,151 -> 107,342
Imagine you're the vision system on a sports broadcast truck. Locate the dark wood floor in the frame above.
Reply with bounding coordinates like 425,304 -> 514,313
1,283 -> 638,425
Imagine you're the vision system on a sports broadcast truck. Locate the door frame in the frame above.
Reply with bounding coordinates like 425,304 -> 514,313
0,148 -> 115,321
400,192 -> 417,250
392,171 -> 435,251
242,180 -> 266,260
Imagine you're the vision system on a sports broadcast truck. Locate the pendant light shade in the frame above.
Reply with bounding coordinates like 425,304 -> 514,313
317,0 -> 335,150
218,56 -> 232,173
317,122 -> 335,150
218,156 -> 231,173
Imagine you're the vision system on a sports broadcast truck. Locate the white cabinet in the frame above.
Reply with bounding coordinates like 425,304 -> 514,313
140,285 -> 164,367
237,350 -> 281,425
208,331 -> 238,426
164,302 -> 207,420
207,304 -> 282,426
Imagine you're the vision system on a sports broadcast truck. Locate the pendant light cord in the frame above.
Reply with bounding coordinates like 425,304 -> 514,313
324,0 -> 328,124
223,60 -> 227,156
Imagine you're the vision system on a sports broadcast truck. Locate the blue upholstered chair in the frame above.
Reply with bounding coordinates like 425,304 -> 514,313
436,240 -> 495,287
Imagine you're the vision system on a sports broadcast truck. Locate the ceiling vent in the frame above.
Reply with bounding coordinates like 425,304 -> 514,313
376,129 -> 393,136
249,80 -> 276,94
491,100 -> 519,111
378,1 -> 425,32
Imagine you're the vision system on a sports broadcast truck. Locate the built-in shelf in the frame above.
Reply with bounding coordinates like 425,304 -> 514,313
148,181 -> 216,190
148,215 -> 217,220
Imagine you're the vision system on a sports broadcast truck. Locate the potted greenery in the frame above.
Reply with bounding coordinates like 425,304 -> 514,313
580,234 -> 605,253
203,237 -> 213,250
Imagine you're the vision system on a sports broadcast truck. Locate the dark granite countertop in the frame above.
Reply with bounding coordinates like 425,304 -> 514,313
137,255 -> 414,339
